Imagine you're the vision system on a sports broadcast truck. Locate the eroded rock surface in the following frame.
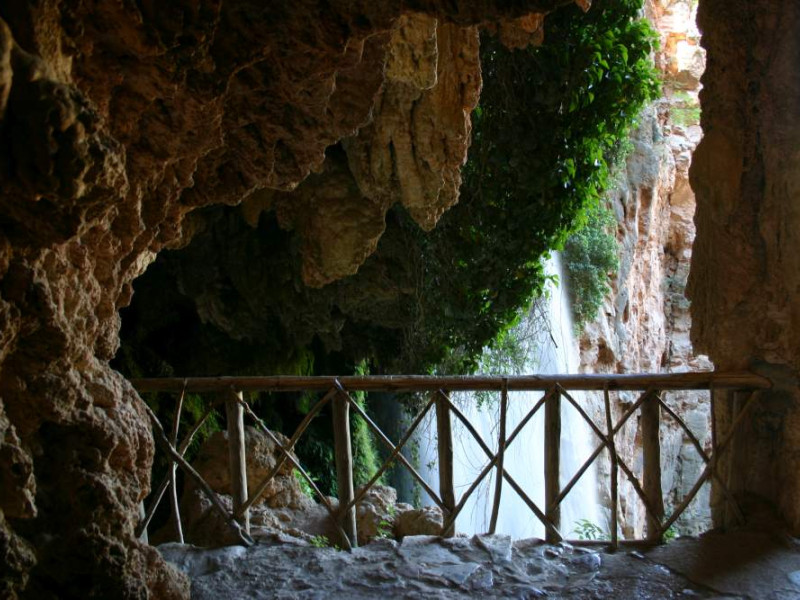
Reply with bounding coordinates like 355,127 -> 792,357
268,14 -> 482,287
688,0 -> 800,533
191,427 -> 303,508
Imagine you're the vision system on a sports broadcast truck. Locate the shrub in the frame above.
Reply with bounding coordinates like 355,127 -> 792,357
573,518 -> 608,540
381,0 -> 660,372
563,201 -> 620,328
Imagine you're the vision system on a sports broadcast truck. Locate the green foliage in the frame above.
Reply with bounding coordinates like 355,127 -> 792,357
372,0 -> 660,373
376,520 -> 393,539
350,361 -> 385,490
470,297 -> 551,408
296,431 -> 337,495
476,296 -> 551,376
563,201 -> 620,328
671,105 -> 701,127
663,525 -> 678,542
309,535 -> 331,548
573,518 -> 608,540
351,394 -> 384,490
293,373 -> 384,498
294,468 -> 316,499
376,504 -> 397,540
410,437 -> 422,509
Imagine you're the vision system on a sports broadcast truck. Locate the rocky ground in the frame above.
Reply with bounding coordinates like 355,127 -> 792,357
159,525 -> 800,600
157,429 -> 800,599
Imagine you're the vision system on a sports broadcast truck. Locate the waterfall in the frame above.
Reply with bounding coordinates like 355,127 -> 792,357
419,253 -> 601,539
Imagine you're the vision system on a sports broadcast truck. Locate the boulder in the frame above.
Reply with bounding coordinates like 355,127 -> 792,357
395,506 -> 444,538
354,485 -> 445,544
355,485 -> 398,545
191,426 -> 306,509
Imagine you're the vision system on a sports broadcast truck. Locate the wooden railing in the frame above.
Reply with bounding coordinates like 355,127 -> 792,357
132,371 -> 770,550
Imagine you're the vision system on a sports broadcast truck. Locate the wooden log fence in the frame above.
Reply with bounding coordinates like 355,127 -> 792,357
603,385 -> 618,548
169,383 -> 186,544
132,371 -> 770,549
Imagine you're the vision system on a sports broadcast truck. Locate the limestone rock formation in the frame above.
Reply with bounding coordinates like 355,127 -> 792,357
191,427 -> 305,509
344,17 -> 481,233
353,485 -> 444,544
689,0 -> 800,531
395,506 -> 445,538
355,485 -> 398,545
158,526 -> 800,599
173,486 -> 323,549
270,14 -> 482,286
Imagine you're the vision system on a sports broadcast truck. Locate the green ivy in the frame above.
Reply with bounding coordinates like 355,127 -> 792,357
351,407 -> 384,490
377,0 -> 660,373
563,201 -> 620,328
294,468 -> 317,499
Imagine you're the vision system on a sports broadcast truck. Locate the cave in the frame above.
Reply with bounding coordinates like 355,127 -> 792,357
1,0 -> 799,598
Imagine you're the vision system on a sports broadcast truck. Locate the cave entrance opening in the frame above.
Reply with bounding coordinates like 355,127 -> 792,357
109,0 -> 717,550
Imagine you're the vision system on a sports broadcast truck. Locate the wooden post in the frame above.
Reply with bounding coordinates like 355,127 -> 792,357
724,390 -> 746,527
489,381 -> 508,534
435,391 -> 456,537
226,390 -> 250,536
170,389 -> 185,544
641,392 -> 664,541
169,456 -> 184,544
544,389 -> 561,543
604,387 -> 618,549
333,391 -> 357,547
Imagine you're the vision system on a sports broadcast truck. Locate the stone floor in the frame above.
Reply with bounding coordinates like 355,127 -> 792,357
159,527 -> 800,599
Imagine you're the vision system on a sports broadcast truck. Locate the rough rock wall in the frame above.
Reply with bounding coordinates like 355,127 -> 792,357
0,1 -> 581,597
269,14 -> 483,287
689,0 -> 800,532
578,0 -> 711,537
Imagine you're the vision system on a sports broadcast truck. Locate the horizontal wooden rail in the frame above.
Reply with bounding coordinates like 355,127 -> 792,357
131,371 -> 770,394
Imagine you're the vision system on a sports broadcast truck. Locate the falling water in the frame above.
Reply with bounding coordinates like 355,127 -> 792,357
419,253 -> 601,539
